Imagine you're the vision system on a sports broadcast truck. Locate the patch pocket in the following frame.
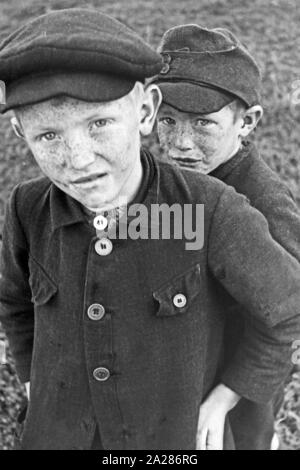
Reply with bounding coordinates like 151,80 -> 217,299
28,256 -> 58,306
153,264 -> 201,317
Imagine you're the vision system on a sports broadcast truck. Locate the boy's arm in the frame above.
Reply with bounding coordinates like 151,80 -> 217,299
208,185 -> 300,404
0,185 -> 34,383
256,185 -> 300,263
196,186 -> 300,449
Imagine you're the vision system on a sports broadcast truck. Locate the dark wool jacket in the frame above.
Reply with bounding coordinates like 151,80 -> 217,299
210,141 -> 300,363
210,141 -> 300,449
0,150 -> 300,450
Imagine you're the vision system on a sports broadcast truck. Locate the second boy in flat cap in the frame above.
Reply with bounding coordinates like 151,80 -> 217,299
154,24 -> 300,449
0,9 -> 300,450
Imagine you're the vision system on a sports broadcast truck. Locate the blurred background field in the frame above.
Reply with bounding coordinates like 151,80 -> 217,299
0,0 -> 299,450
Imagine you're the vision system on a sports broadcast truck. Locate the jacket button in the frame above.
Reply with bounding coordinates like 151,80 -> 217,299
93,367 -> 110,382
160,53 -> 171,74
173,293 -> 187,308
87,304 -> 105,320
93,215 -> 108,231
95,238 -> 113,256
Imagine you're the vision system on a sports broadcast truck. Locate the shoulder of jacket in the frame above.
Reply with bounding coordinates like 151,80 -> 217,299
246,151 -> 294,200
243,148 -> 285,186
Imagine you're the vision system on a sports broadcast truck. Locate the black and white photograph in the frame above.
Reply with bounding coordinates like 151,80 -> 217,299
0,0 -> 299,452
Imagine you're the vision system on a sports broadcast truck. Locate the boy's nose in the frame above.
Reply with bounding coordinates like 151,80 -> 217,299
67,138 -> 97,170
174,132 -> 194,152
69,151 -> 96,170
176,143 -> 193,152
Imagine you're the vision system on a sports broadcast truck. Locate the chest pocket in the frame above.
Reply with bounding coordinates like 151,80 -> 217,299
153,264 -> 201,317
28,256 -> 58,306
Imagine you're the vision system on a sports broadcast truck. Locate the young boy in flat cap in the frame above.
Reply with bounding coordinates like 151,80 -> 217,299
154,24 -> 300,450
0,10 -> 300,451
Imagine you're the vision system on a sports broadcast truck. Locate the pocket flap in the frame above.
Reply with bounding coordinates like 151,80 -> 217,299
153,264 -> 201,317
28,256 -> 58,306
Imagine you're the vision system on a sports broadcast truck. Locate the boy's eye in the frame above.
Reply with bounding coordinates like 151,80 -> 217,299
195,118 -> 213,127
39,132 -> 57,142
158,117 -> 176,126
92,119 -> 111,129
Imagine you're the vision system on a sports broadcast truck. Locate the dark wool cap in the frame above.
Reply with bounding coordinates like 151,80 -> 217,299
0,8 -> 163,113
153,24 -> 262,114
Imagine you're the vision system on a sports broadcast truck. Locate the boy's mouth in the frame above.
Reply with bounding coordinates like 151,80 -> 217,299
71,173 -> 107,185
172,157 -> 203,167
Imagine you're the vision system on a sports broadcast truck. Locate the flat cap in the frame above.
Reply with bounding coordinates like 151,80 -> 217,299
0,8 -> 163,113
152,24 -> 262,114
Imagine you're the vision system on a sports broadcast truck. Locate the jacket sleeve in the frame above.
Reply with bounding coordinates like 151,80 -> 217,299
208,185 -> 300,404
256,185 -> 300,263
0,185 -> 34,383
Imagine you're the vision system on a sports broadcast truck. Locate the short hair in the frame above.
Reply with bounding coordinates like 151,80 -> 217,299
228,98 -> 248,123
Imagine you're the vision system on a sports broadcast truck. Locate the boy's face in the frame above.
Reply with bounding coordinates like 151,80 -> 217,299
14,83 -> 160,210
157,102 -> 243,174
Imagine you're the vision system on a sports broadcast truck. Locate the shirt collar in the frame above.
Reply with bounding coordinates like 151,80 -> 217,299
49,148 -> 160,232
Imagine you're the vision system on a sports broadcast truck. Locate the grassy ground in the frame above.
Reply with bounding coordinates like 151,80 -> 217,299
0,0 -> 299,450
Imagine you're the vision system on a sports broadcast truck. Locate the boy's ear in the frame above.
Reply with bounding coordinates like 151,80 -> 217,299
239,105 -> 263,138
139,84 -> 162,137
11,116 -> 25,139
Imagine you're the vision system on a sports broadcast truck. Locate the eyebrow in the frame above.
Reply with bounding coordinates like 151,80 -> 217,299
158,108 -> 178,117
82,113 -> 113,122
29,111 -> 116,132
195,114 -> 215,119
159,108 -> 216,121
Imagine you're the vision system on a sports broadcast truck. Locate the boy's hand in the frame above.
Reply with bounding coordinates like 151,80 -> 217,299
196,384 -> 240,450
25,382 -> 30,400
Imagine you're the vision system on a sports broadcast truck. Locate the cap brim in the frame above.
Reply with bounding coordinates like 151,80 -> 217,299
0,72 -> 137,114
158,82 -> 235,114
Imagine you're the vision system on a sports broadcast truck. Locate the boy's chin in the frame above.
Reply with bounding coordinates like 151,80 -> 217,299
58,185 -> 108,211
59,187 -> 107,212
79,199 -> 106,212
77,195 -> 120,213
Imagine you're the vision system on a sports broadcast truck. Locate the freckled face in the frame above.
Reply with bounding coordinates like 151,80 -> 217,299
157,103 -> 242,174
17,89 -> 143,209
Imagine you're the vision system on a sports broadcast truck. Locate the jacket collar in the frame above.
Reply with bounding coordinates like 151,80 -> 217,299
210,141 -> 256,181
